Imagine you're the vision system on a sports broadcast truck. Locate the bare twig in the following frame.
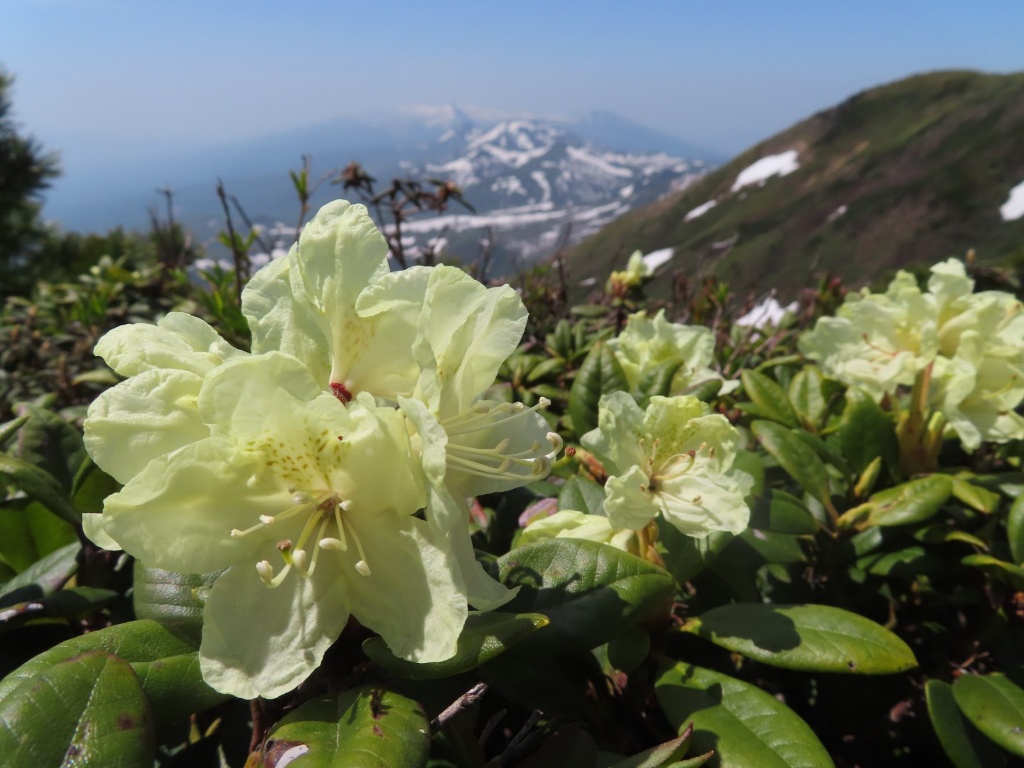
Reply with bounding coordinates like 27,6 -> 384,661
228,193 -> 273,256
430,682 -> 488,732
215,178 -> 250,300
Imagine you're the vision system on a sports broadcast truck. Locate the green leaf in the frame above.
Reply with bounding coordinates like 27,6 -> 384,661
856,545 -> 937,578
0,586 -> 119,632
788,366 -> 827,432
0,453 -> 80,524
738,530 -> 806,565
498,539 -> 674,653
925,679 -> 985,768
0,541 -> 80,608
605,727 -> 712,768
0,499 -> 77,573
655,661 -> 834,768
837,389 -> 898,478
960,554 -> 1024,586
71,455 -> 120,515
0,650 -> 155,768
0,619 -> 228,726
740,370 -> 798,428
518,724 -> 598,768
951,478 -> 1001,514
570,342 -> 628,437
1008,494 -> 1024,564
362,612 -> 549,680
526,357 -> 565,384
133,564 -> 220,648
258,686 -> 430,768
952,673 -> 1024,758
5,403 -> 86,492
752,489 -> 819,535
683,604 -> 917,674
635,359 -> 685,408
838,475 -> 953,530
558,475 -> 607,515
751,421 -> 834,513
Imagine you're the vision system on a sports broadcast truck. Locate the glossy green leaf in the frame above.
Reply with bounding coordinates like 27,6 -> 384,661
569,341 -> 628,437
837,389 -> 898,478
0,453 -> 80,524
5,403 -> 86,492
839,474 -> 952,530
605,727 -> 712,768
363,612 -> 548,679
0,499 -> 77,573
788,366 -> 827,431
1008,494 -> 1024,564
71,455 -> 120,515
961,554 -> 1024,585
526,357 -> 565,384
683,603 -> 916,674
656,661 -> 834,768
0,541 -> 79,608
558,475 -> 607,515
952,673 -> 1024,758
635,359 -> 685,407
133,564 -> 219,648
740,369 -> 798,427
731,450 -> 765,502
738,529 -> 806,564
0,619 -> 228,725
258,686 -> 429,768
951,478 -> 1000,514
498,539 -> 674,653
751,421 -> 833,512
753,489 -> 819,535
925,679 -> 985,768
518,723 -> 598,768
0,586 -> 118,632
856,545 -> 936,578
0,650 -> 155,768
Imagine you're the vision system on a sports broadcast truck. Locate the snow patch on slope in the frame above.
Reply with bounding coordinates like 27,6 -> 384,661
642,247 -> 674,271
685,200 -> 717,221
1000,179 -> 1024,221
731,150 -> 800,192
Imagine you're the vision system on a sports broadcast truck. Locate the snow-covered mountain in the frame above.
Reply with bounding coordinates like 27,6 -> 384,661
45,105 -> 711,275
390,116 -> 708,267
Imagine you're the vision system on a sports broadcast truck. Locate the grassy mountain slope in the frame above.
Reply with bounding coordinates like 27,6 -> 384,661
565,70 -> 1024,299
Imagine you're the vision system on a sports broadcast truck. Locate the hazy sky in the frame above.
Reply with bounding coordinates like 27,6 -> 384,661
5,0 -> 1024,162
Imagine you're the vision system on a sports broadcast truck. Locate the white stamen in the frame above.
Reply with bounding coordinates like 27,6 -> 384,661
319,537 -> 345,550
547,432 -> 564,453
292,548 -> 309,576
354,560 -> 371,577
259,515 -> 275,525
256,560 -> 274,585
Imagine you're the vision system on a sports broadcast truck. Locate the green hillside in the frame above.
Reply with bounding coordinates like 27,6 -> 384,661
566,70 -> 1024,298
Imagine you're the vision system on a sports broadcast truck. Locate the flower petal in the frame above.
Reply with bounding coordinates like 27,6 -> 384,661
344,509 -> 467,663
199,562 -> 350,699
96,312 -> 243,377
102,438 -> 294,573
399,396 -> 517,610
84,368 -> 208,484
605,465 -> 660,530
581,391 -> 648,475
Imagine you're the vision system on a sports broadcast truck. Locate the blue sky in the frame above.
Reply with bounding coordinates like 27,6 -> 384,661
5,0 -> 1024,163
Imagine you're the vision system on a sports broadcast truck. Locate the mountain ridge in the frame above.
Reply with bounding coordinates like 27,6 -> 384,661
565,69 -> 1024,300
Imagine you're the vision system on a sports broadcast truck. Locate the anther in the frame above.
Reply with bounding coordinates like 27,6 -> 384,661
292,549 -> 309,576
354,560 -> 371,577
319,537 -> 345,551
547,432 -> 563,453
256,560 -> 275,585
494,438 -> 511,453
259,515 -> 275,525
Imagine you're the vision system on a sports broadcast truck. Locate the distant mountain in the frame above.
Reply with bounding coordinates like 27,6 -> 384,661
44,106 -> 711,275
565,70 -> 1024,299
